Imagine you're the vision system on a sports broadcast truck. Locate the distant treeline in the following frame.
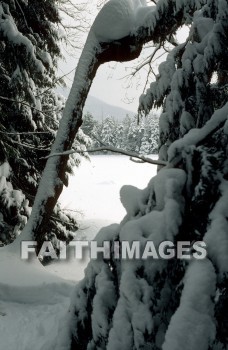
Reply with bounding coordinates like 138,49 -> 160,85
81,112 -> 159,154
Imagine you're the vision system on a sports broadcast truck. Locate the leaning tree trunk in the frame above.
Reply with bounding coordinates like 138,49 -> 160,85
17,0 -> 189,248
18,34 -> 142,251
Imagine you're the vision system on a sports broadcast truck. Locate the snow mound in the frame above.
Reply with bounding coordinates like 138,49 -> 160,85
92,0 -> 154,42
120,185 -> 147,216
0,248 -> 74,350
0,246 -> 72,288
93,0 -> 135,41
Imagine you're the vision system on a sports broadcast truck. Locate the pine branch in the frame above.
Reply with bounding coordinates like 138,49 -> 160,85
11,139 -> 51,151
0,96 -> 59,125
0,131 -> 52,135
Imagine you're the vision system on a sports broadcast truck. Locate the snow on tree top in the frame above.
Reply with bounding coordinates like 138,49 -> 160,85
92,0 -> 154,42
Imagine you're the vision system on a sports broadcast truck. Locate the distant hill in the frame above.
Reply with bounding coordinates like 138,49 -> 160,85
56,87 -> 136,121
84,95 -> 136,121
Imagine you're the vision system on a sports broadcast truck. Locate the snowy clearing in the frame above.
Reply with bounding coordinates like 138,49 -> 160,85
46,155 -> 157,281
0,155 -> 157,350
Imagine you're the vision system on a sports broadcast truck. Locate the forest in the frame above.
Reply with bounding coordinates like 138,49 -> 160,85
81,112 -> 159,154
0,0 -> 227,349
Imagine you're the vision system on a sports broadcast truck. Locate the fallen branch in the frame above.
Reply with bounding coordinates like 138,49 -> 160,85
43,146 -> 167,166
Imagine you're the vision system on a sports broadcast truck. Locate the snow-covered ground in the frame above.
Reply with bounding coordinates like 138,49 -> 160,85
0,155 -> 157,350
45,155 -> 157,281
61,155 -> 157,222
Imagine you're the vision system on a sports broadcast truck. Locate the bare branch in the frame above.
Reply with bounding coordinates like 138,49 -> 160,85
133,44 -> 161,74
43,146 -> 167,166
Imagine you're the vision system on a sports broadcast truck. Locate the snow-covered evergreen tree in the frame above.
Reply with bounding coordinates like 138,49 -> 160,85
53,0 -> 227,349
126,115 -> 142,152
115,123 -> 125,149
99,117 -> 117,146
81,112 -> 99,139
0,1 -> 86,250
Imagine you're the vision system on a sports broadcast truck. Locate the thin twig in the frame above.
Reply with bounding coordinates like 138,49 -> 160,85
34,67 -> 77,98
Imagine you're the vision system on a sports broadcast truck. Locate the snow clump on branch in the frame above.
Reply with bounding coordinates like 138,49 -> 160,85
92,0 -> 154,42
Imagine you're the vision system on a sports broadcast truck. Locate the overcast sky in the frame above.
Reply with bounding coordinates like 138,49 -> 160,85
58,54 -> 150,113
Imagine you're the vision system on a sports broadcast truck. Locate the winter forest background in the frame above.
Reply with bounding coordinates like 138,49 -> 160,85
0,0 -> 227,350
81,112 -> 159,154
